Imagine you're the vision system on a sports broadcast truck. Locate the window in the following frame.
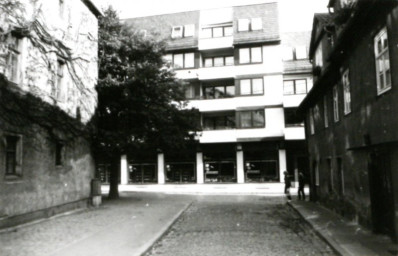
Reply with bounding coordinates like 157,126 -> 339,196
295,46 -> 307,59
251,18 -> 262,30
309,108 -> 315,135
239,47 -> 262,64
55,142 -> 64,166
323,95 -> 329,128
167,52 -> 195,69
203,56 -> 234,67
184,24 -> 195,37
342,69 -> 351,114
238,18 -> 262,31
238,110 -> 265,128
240,78 -> 263,95
284,108 -> 303,127
171,26 -> 183,38
315,45 -> 323,67
314,161 -> 319,186
203,112 -> 235,130
56,60 -> 66,101
337,158 -> 344,195
201,25 -> 233,38
283,79 -> 307,95
203,84 -> 235,99
7,36 -> 20,83
333,85 -> 339,122
238,19 -> 250,31
374,27 -> 391,94
185,84 -> 195,99
5,135 -> 22,177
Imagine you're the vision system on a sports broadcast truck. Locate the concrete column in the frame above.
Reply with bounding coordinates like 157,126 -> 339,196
236,149 -> 245,184
196,152 -> 204,184
279,149 -> 287,183
157,153 -> 165,184
120,154 -> 128,185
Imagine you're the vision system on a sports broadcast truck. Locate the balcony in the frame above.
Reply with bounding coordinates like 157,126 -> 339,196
199,127 -> 284,144
198,36 -> 233,51
283,94 -> 306,108
284,126 -> 305,140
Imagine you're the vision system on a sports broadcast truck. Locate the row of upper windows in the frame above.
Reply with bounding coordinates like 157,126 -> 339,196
2,134 -> 65,180
164,46 -> 263,69
185,78 -> 264,99
170,18 -> 263,39
309,69 -> 351,135
309,27 -> 392,135
202,109 -> 265,130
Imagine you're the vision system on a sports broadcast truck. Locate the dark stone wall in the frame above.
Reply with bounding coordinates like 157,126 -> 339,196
0,105 -> 95,219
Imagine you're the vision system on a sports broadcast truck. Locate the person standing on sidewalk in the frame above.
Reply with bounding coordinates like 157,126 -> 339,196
284,171 -> 292,201
298,171 -> 305,200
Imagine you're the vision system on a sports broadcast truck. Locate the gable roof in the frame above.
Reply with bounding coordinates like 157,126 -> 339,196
309,13 -> 334,59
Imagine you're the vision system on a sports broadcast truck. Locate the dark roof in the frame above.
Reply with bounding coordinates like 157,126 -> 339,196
123,3 -> 280,51
309,13 -> 334,58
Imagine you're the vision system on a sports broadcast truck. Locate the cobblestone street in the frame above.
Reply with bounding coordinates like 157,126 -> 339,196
145,196 -> 335,256
1,193 -> 336,256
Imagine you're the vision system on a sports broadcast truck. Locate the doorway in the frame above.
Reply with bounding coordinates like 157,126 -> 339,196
368,152 -> 395,239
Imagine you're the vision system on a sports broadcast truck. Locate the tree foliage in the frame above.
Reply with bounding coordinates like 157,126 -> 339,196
94,7 -> 200,198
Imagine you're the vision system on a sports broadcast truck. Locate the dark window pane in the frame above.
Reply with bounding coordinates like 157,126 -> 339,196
252,110 -> 265,127
240,112 -> 252,128
204,87 -> 214,99
214,86 -> 225,98
225,85 -> 235,97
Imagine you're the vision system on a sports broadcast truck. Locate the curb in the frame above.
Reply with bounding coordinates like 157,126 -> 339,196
138,202 -> 193,256
287,202 -> 349,256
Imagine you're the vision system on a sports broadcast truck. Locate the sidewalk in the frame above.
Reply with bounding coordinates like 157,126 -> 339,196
1,193 -> 193,256
102,183 -> 307,196
289,200 -> 398,256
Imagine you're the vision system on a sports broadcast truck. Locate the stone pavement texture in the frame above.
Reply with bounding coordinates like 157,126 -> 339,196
0,192 -> 192,256
289,200 -> 398,256
144,196 -> 335,256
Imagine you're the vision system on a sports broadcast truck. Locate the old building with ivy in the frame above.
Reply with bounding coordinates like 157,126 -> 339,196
0,0 -> 100,228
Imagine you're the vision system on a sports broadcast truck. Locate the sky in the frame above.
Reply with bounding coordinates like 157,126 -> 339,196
92,0 -> 330,32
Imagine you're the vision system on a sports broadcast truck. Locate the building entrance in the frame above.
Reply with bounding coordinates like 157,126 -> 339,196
204,161 -> 236,183
166,162 -> 196,183
129,163 -> 157,184
368,151 -> 395,239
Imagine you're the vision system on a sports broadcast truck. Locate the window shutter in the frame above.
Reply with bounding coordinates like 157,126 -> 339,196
184,24 -> 195,37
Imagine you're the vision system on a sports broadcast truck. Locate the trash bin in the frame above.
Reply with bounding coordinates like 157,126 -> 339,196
91,178 -> 102,207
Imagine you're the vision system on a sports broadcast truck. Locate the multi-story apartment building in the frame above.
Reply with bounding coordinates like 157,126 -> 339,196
120,2 -> 312,186
299,0 -> 398,240
0,0 -> 100,228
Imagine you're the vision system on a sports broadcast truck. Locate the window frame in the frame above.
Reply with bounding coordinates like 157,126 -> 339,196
333,85 -> 340,122
169,52 -> 196,69
203,84 -> 235,99
4,134 -> 23,178
283,79 -> 307,95
202,112 -> 236,130
323,95 -> 329,128
239,46 -> 263,64
342,69 -> 351,115
203,56 -> 234,67
171,26 -> 183,38
7,36 -> 21,84
239,78 -> 264,96
374,27 -> 391,95
238,109 -> 265,129
201,25 -> 233,38
309,108 -> 315,135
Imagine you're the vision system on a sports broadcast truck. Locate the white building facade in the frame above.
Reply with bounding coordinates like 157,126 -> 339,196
121,2 -> 311,185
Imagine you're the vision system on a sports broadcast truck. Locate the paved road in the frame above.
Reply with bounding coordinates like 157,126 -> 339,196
1,193 -> 335,256
145,196 -> 335,256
